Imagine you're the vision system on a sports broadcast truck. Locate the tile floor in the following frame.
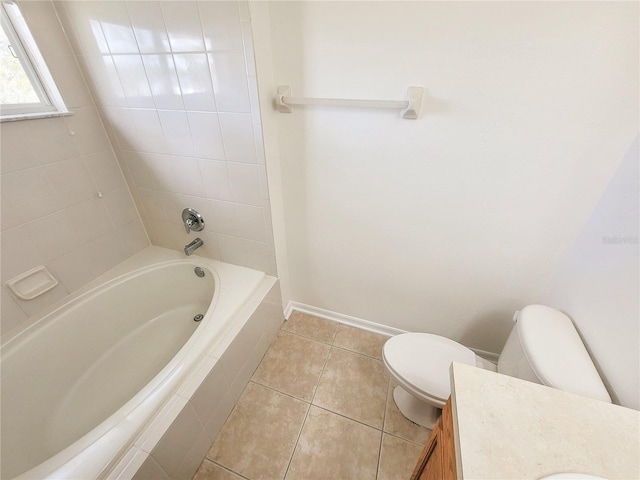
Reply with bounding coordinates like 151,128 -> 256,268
192,312 -> 431,480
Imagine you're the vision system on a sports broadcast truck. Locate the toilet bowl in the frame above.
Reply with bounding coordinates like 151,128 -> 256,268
382,305 -> 611,429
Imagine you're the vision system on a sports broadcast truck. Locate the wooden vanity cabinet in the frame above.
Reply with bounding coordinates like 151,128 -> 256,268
410,397 -> 457,480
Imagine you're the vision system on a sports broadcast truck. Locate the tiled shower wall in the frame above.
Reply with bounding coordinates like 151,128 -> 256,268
55,0 -> 276,276
1,1 -> 148,335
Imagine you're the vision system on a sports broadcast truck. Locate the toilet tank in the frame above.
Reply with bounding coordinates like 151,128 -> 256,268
497,305 -> 612,403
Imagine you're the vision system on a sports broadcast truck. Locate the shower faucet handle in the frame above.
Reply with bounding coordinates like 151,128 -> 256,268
182,208 -> 205,234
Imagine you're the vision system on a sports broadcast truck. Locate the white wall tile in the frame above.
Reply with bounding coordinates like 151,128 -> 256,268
216,233 -> 245,266
240,21 -> 256,77
238,1 -> 250,22
84,150 -> 126,193
55,0 -> 273,274
150,402 -> 205,478
145,153 -> 176,190
258,165 -> 269,200
117,222 -> 149,258
218,113 -> 256,163
142,55 -> 184,110
161,2 -> 205,53
0,120 -> 38,173
247,75 -> 261,124
1,167 -> 66,230
127,1 -> 171,54
129,110 -> 169,154
67,198 -> 114,244
29,117 -> 79,164
63,107 -> 111,155
19,0 -> 72,56
45,54 -> 94,109
83,55 -> 128,107
253,122 -> 265,164
104,187 -> 139,227
199,1 -> 243,52
133,454 -> 171,480
209,51 -> 250,113
157,110 -> 195,156
27,210 -> 83,264
138,188 -> 167,222
234,204 -> 266,242
145,219 -> 187,251
198,159 -> 233,201
102,107 -> 137,149
88,228 -> 129,276
169,156 -> 205,196
173,54 -> 216,112
242,239 -> 270,272
112,55 -> 155,109
228,163 -> 262,206
187,112 -> 224,160
1,225 -> 44,283
208,200 -> 239,237
46,158 -> 97,208
59,1 -> 110,56
124,151 -> 158,190
94,1 -> 139,54
47,243 -> 101,296
1,288 -> 28,335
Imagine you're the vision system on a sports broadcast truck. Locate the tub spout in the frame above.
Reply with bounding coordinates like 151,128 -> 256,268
184,238 -> 203,256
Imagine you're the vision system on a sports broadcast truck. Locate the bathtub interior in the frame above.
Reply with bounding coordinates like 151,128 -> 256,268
1,261 -> 215,480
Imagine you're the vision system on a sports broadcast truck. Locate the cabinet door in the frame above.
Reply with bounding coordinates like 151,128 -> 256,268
410,398 -> 457,480
410,416 -> 443,480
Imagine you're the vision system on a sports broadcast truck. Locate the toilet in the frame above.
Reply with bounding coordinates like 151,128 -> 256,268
382,304 -> 612,428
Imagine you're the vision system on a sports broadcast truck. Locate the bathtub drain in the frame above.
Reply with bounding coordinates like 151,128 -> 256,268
193,314 -> 204,322
194,267 -> 205,277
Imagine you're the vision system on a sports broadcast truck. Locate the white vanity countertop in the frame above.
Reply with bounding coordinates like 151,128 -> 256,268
449,362 -> 640,480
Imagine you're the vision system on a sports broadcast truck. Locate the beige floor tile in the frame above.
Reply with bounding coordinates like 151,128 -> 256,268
252,330 -> 330,401
285,406 -> 381,480
193,460 -> 244,480
377,433 -> 424,480
384,381 -> 431,445
207,383 -> 308,480
333,324 -> 389,360
282,312 -> 339,344
313,347 -> 389,429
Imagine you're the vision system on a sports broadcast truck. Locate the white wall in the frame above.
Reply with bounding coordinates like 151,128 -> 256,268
541,137 -> 639,409
55,0 -> 276,275
1,1 -> 148,337
258,1 -> 639,354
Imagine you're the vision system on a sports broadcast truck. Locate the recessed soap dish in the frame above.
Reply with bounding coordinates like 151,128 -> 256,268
6,266 -> 59,300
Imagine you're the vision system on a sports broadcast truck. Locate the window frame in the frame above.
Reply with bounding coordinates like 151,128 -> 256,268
0,2 -> 69,121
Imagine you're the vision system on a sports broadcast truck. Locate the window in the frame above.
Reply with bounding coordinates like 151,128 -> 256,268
0,2 -> 67,120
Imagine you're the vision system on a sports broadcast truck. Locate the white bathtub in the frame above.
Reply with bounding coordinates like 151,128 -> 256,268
1,247 -> 281,480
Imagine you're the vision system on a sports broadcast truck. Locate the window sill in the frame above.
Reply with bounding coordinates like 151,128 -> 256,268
1,110 -> 72,123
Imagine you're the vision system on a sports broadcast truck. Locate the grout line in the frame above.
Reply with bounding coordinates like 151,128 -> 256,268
376,375 -> 392,480
311,404 -> 384,433
331,343 -> 385,362
282,395 -> 312,480
209,460 -> 251,480
248,379 -> 312,405
282,340 -> 334,480
280,324 -> 338,347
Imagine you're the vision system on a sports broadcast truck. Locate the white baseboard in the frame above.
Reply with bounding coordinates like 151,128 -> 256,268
284,301 -> 405,337
285,301 -> 501,360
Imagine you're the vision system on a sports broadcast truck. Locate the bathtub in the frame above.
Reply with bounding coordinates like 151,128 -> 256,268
1,246 -> 282,480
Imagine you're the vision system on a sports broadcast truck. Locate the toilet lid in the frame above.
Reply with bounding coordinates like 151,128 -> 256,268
383,333 -> 476,402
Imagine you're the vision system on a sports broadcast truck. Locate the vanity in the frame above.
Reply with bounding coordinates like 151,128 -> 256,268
411,362 -> 640,479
